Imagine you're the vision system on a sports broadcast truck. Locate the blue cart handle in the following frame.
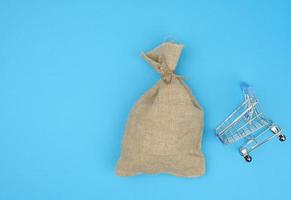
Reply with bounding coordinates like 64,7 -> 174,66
240,82 -> 255,96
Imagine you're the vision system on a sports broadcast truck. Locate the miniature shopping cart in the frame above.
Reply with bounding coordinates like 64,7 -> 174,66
215,82 -> 286,162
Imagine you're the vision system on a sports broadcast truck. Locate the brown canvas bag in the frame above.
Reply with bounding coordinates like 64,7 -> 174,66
116,42 -> 205,177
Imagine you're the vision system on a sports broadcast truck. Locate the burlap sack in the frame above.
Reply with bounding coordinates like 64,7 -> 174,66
116,42 -> 205,177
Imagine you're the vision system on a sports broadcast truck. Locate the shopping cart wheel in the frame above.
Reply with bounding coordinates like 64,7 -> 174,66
279,134 -> 286,142
244,155 -> 252,162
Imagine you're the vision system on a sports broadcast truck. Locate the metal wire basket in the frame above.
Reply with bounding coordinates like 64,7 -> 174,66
215,82 -> 286,162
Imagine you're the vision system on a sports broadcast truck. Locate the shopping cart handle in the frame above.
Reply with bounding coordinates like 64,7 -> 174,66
240,82 -> 255,96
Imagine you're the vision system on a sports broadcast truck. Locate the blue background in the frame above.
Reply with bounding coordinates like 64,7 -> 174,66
1,1 -> 291,200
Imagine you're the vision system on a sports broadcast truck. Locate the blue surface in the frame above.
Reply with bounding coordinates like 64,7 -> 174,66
1,1 -> 291,200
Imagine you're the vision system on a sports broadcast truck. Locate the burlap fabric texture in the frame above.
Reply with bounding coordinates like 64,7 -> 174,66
116,42 -> 205,177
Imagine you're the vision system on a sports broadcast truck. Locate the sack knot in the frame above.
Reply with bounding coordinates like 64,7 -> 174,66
158,58 -> 174,84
